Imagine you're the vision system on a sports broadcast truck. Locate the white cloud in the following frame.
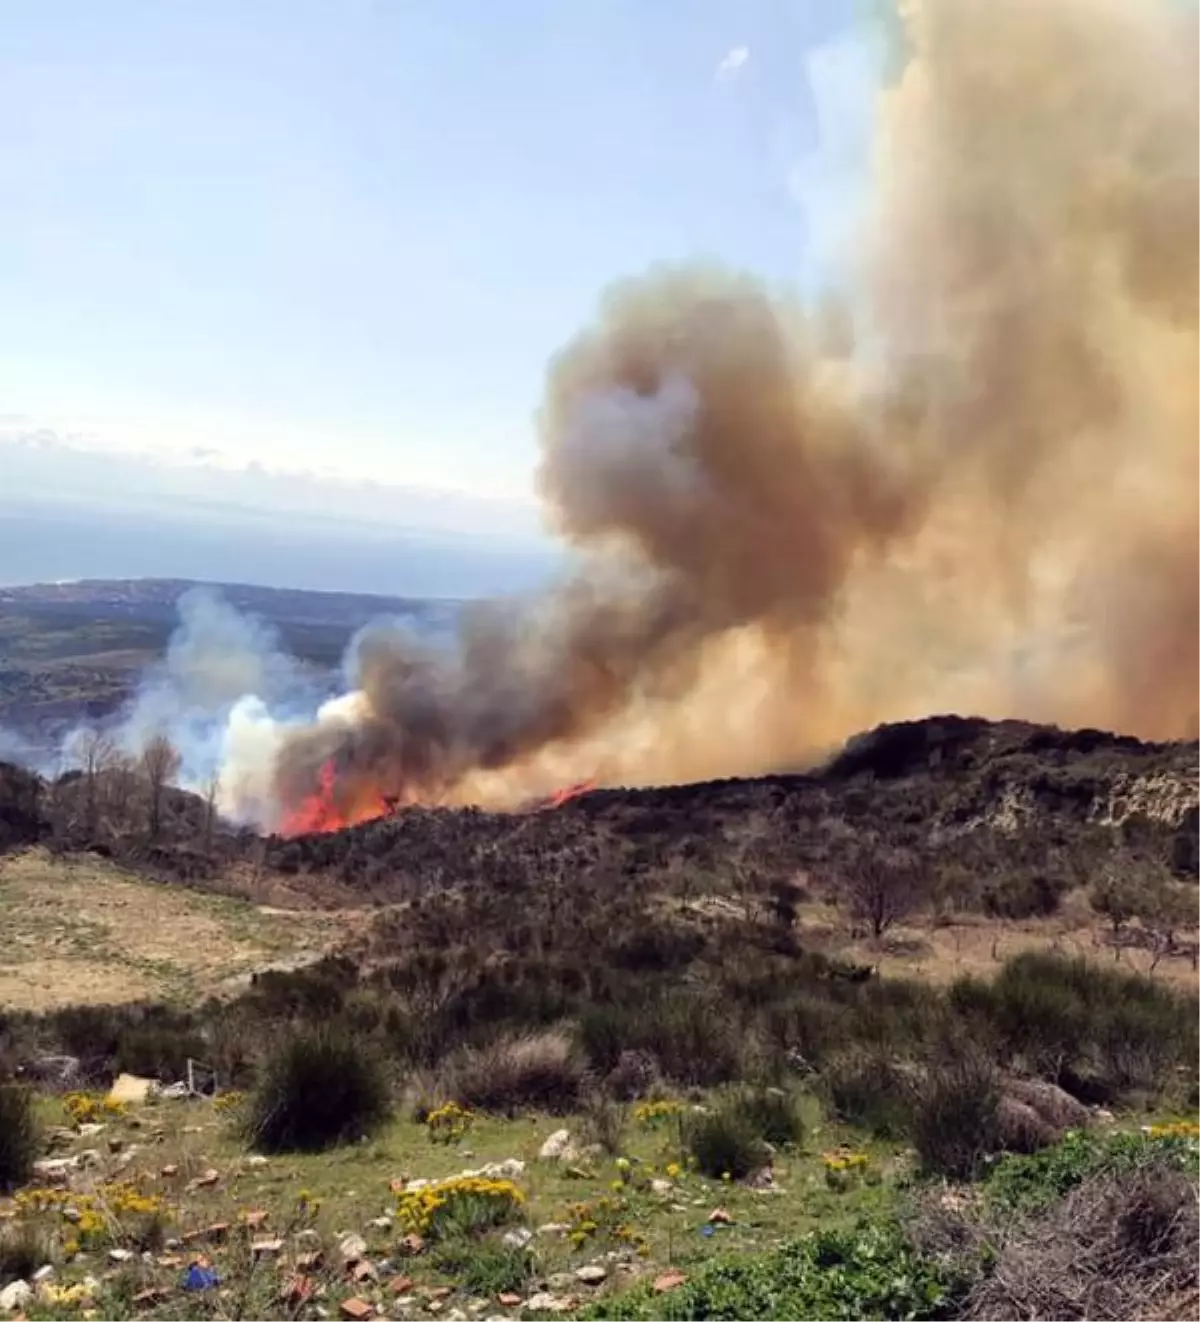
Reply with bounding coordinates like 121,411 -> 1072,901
715,45 -> 750,83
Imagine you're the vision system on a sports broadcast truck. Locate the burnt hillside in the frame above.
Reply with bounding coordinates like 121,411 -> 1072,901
266,716 -> 1199,902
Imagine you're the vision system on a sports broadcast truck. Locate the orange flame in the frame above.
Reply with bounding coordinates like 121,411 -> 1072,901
277,763 -> 598,836
278,760 -> 393,838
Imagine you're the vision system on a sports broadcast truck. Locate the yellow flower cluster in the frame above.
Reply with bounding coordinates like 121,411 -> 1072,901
213,1090 -> 246,1114
14,1181 -> 166,1246
565,1195 -> 645,1252
821,1150 -> 870,1172
633,1098 -> 684,1126
62,1092 -> 126,1126
37,1283 -> 95,1308
425,1100 -> 475,1145
1148,1121 -> 1200,1140
395,1176 -> 524,1238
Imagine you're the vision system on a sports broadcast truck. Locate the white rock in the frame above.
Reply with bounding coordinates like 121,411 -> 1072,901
246,1154 -> 270,1167
536,1222 -> 570,1236
31,1265 -> 55,1284
538,1129 -> 574,1161
525,1293 -> 572,1314
575,1265 -> 607,1285
369,1216 -> 393,1230
500,1228 -> 532,1249
108,1248 -> 134,1264
338,1232 -> 368,1264
650,1178 -> 673,1195
0,1281 -> 32,1313
32,1156 -> 78,1183
76,1123 -> 106,1138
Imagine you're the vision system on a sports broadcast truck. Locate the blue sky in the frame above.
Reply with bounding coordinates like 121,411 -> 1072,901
0,0 -> 883,589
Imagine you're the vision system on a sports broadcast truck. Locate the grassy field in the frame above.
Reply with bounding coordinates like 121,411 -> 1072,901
1,1085 -> 1195,1322
0,851 -> 346,1011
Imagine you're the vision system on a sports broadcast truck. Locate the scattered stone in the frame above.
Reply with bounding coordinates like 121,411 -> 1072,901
538,1129 -> 574,1161
564,1165 -> 593,1181
575,1265 -> 607,1286
653,1270 -> 687,1294
369,1216 -> 393,1231
157,1254 -> 184,1269
296,1228 -> 323,1245
748,1167 -> 774,1189
76,1122 -> 106,1139
500,1228 -> 532,1249
133,1287 -> 172,1306
650,1178 -> 673,1196
245,1155 -> 270,1168
340,1297 -> 374,1321
397,1232 -> 425,1257
339,1233 -> 368,1265
536,1222 -> 570,1237
31,1265 -> 55,1284
251,1237 -> 285,1259
107,1248 -> 135,1264
422,1286 -> 453,1301
240,1209 -> 270,1228
62,1205 -> 82,1224
32,1156 -> 78,1184
76,1148 -> 102,1169
281,1275 -> 315,1307
352,1260 -> 379,1284
707,1208 -> 733,1224
107,1136 -> 125,1153
108,1072 -> 157,1105
389,1275 -> 416,1295
496,1293 -> 523,1307
185,1168 -> 221,1192
525,1292 -> 574,1314
1094,1107 -> 1116,1125
160,1164 -> 179,1178
296,1252 -> 325,1271
0,1280 -> 32,1312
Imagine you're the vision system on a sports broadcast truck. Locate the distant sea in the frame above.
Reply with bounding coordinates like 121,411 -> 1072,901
0,496 -> 563,600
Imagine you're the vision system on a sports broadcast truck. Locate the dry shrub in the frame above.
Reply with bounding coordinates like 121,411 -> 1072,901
965,1165 -> 1200,1321
1001,1075 -> 1090,1134
994,1095 -> 1057,1155
443,1029 -> 585,1115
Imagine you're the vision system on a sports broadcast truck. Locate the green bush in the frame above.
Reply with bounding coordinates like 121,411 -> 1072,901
910,1050 -> 1001,1180
0,1083 -> 38,1192
819,1047 -> 916,1138
733,1087 -> 805,1149
983,1125 -> 1200,1216
684,1102 -> 770,1180
244,1029 -> 391,1153
432,1240 -> 535,1296
580,1218 -> 961,1320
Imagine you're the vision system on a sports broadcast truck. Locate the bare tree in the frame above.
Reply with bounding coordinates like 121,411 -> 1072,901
141,735 -> 181,841
70,728 -> 117,838
840,839 -> 927,940
202,771 -> 221,856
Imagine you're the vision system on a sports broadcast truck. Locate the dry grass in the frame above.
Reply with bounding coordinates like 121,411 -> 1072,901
0,849 -> 346,1010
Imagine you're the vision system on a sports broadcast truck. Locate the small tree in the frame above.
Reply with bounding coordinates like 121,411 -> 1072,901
841,840 -> 926,940
141,735 -> 181,841
70,728 -> 116,838
1090,869 -> 1143,939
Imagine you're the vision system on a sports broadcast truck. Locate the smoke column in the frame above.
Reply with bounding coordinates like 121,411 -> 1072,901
224,0 -> 1198,830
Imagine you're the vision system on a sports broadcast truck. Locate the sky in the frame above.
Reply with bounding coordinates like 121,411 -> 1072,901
0,0 -> 884,594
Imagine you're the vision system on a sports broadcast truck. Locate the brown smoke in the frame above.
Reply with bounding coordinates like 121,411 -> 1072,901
270,0 -> 1199,822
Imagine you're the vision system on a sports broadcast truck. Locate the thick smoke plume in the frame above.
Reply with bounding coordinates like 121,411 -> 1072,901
229,0 -> 1198,830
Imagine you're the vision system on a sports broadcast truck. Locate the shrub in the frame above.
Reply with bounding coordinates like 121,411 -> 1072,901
425,1100 -> 474,1145
732,1086 -> 804,1149
819,1046 -> 917,1138
0,1083 -> 38,1192
581,1091 -> 629,1156
243,1029 -> 391,1153
442,1029 -> 585,1115
0,1220 -> 51,1286
396,1176 -> 525,1239
684,1102 -> 770,1181
432,1240 -> 536,1296
910,1050 -> 1001,1180
580,1218 -> 960,1321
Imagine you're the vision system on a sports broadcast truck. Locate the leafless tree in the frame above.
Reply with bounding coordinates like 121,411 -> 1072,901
140,735 -> 181,841
70,728 -> 117,838
840,838 -> 927,940
202,771 -> 221,856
